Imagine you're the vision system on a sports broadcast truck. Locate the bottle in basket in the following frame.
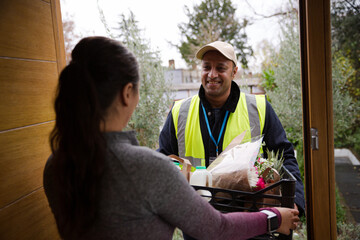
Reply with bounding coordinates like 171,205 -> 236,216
173,161 -> 181,170
190,166 -> 212,201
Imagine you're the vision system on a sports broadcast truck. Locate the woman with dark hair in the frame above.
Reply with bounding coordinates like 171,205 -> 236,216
44,36 -> 299,240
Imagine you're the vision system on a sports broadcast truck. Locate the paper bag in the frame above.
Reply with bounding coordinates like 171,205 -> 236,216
169,155 -> 192,182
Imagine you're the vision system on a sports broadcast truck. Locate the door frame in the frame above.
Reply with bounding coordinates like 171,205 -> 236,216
299,0 -> 337,238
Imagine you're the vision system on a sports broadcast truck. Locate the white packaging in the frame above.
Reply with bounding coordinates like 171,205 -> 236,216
190,166 -> 212,201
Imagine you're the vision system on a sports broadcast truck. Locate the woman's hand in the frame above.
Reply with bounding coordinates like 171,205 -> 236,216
275,207 -> 300,235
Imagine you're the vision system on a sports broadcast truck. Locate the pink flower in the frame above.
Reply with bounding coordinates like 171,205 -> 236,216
254,177 -> 266,191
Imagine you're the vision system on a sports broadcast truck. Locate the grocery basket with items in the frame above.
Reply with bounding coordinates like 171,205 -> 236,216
170,131 -> 297,240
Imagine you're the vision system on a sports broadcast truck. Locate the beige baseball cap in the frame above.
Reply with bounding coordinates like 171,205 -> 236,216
195,41 -> 237,66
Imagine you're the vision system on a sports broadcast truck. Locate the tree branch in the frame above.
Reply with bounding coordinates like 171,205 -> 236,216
244,0 -> 298,19
343,0 -> 360,14
97,0 -> 117,39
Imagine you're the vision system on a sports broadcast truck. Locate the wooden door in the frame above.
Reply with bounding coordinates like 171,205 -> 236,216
0,0 -> 65,238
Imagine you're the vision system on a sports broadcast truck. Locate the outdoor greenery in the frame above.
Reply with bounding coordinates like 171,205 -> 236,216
331,0 -> 360,157
337,222 -> 360,240
172,228 -> 183,240
62,14 -> 82,64
293,223 -> 307,240
331,0 -> 360,101
332,53 -> 360,155
261,3 -> 360,161
98,7 -> 173,149
260,12 -> 303,149
335,186 -> 347,224
177,0 -> 252,69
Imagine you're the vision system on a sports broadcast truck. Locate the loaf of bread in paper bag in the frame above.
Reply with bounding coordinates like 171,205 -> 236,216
212,168 -> 253,192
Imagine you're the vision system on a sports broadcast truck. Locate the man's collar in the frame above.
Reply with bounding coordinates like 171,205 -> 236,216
199,81 -> 240,112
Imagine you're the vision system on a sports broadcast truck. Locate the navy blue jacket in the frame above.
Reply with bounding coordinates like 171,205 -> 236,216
158,81 -> 305,215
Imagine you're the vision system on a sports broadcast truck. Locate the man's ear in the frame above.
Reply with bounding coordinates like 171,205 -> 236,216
121,83 -> 134,107
232,66 -> 238,78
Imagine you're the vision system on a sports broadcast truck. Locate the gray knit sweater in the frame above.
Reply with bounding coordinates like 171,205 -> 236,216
44,131 -> 280,240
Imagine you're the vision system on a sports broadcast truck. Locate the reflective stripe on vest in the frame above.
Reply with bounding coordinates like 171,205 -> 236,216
172,93 -> 266,166
223,93 -> 266,147
172,96 -> 204,167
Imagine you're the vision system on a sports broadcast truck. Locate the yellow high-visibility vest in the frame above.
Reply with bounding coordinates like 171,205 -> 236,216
172,93 -> 266,167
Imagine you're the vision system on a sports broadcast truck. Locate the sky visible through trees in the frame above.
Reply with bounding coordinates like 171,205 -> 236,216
61,0 -> 286,71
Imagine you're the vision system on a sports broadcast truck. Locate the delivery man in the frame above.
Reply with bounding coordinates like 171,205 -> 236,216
158,41 -> 305,231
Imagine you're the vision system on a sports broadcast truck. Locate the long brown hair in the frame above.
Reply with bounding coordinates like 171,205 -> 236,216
49,37 -> 139,238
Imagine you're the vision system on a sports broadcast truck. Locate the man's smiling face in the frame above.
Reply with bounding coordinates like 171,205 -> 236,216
201,50 -> 237,101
